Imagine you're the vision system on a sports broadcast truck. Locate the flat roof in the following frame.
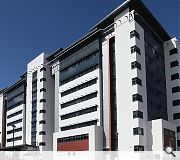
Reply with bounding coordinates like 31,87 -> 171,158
47,0 -> 171,63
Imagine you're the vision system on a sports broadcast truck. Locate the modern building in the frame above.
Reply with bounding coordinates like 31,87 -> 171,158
0,0 -> 179,151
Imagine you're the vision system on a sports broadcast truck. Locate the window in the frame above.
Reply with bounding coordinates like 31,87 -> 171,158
57,134 -> 89,143
7,110 -> 22,119
134,145 -> 144,151
132,94 -> 143,102
133,111 -> 143,119
7,127 -> 22,134
131,45 -> 141,55
173,113 -> 180,120
40,78 -> 46,82
7,119 -> 22,127
169,48 -> 178,56
61,65 -> 98,85
170,60 -> 179,68
177,127 -> 180,132
39,109 -> 46,113
40,88 -> 46,92
7,136 -> 22,142
173,99 -> 180,106
130,30 -> 140,39
39,120 -> 46,124
32,71 -> 37,80
177,140 -> 180,147
131,61 -> 141,70
61,92 -> 97,109
39,131 -> 46,135
132,77 -> 142,86
39,142 -> 45,146
61,105 -> 97,120
171,73 -> 179,80
40,67 -> 46,72
172,86 -> 180,93
60,50 -> 99,85
40,99 -> 46,103
61,120 -> 97,131
61,78 -> 97,97
133,127 -> 144,135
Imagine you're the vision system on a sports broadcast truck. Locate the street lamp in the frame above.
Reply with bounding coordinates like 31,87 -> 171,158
11,125 -> 16,151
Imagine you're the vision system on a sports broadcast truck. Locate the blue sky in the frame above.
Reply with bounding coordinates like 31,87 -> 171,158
0,0 -> 179,90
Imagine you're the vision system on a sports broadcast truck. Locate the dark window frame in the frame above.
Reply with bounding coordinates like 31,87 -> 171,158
130,30 -> 140,39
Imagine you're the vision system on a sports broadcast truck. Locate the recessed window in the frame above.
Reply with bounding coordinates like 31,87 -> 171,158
39,131 -> 46,135
131,45 -> 141,55
173,113 -> 180,120
131,61 -> 141,70
40,67 -> 46,72
39,120 -> 46,124
171,73 -> 179,80
40,109 -> 46,114
170,60 -> 179,68
40,99 -> 46,103
177,126 -> 180,132
57,134 -> 89,143
169,48 -> 178,56
133,111 -> 143,119
133,127 -> 144,135
130,30 -> 140,39
132,77 -> 142,86
177,140 -> 180,147
132,94 -> 143,102
39,142 -> 45,146
61,92 -> 97,109
173,99 -> 180,106
40,78 -> 46,82
134,145 -> 144,151
40,88 -> 46,92
172,86 -> 180,93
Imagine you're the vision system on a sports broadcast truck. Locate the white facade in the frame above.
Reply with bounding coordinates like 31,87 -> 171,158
53,126 -> 103,151
6,103 -> 26,147
26,53 -> 54,151
164,37 -> 180,150
147,119 -> 177,151
0,0 -> 179,152
5,82 -> 26,148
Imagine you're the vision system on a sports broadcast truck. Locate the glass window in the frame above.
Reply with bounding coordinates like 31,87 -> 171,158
40,78 -> 46,82
171,73 -> 179,80
40,67 -> 46,72
173,99 -> 180,106
131,61 -> 141,70
132,77 -> 142,86
40,99 -> 46,103
170,60 -> 179,68
131,45 -> 141,55
169,48 -> 178,56
172,86 -> 180,93
173,113 -> 180,120
39,120 -> 46,124
134,145 -> 144,151
61,92 -> 97,108
133,111 -> 143,119
39,131 -> 46,135
130,30 -> 140,39
132,94 -> 143,102
133,127 -> 144,135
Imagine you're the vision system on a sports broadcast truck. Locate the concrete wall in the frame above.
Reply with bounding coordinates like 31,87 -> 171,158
147,119 -> 177,151
26,53 -> 54,151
